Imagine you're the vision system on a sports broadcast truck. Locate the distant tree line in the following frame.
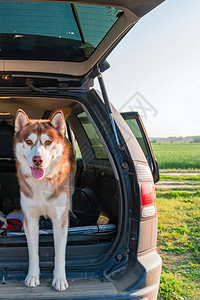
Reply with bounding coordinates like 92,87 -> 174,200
193,137 -> 200,143
150,136 -> 200,143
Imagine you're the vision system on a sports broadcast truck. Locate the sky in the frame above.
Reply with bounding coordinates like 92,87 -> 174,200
94,0 -> 200,138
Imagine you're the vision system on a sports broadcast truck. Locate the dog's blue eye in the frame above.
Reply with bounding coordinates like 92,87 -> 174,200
26,139 -> 33,145
45,140 -> 52,146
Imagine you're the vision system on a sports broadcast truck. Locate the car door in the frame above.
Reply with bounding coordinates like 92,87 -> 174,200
121,111 -> 159,183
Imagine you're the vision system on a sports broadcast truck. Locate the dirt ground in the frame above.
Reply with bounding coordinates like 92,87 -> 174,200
161,172 -> 200,176
156,172 -> 200,189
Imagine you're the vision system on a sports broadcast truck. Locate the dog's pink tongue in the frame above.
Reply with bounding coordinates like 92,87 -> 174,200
31,167 -> 44,179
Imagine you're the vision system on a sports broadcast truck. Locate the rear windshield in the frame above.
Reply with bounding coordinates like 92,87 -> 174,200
0,1 -> 122,62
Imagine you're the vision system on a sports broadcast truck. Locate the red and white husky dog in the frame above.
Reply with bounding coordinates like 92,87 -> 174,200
14,109 -> 76,291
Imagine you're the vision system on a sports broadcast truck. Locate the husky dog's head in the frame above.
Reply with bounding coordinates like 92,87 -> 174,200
14,109 -> 69,180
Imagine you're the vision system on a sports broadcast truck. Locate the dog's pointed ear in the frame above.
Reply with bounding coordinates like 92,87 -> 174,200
50,111 -> 66,133
15,109 -> 29,132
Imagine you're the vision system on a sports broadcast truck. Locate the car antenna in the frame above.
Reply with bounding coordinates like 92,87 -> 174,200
97,66 -> 120,148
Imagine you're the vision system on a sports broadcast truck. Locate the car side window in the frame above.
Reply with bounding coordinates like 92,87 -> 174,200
77,112 -> 108,160
124,117 -> 148,156
74,139 -> 82,158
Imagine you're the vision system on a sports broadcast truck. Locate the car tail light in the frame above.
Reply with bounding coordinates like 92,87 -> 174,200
136,163 -> 152,182
141,183 -> 155,205
136,164 -> 156,218
141,206 -> 156,218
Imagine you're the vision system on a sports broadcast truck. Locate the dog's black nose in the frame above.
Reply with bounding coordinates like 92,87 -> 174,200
32,156 -> 43,166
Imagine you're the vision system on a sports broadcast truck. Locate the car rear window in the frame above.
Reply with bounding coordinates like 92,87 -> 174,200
0,1 -> 122,62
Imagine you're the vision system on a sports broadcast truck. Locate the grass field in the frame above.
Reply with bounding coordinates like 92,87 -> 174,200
151,143 -> 200,169
156,174 -> 200,300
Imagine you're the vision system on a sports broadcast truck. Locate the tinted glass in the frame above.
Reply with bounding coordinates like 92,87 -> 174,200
0,1 -> 122,62
125,118 -> 148,156
77,112 -> 108,159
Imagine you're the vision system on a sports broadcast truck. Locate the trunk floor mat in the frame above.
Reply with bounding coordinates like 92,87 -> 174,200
1,224 -> 116,237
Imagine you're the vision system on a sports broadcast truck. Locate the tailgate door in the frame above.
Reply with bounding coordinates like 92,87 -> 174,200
0,0 -> 164,77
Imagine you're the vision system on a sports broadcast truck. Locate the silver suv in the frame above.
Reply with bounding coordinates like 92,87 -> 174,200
0,1 -> 163,299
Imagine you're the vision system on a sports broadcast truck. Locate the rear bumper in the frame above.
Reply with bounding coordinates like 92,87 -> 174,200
113,250 -> 162,300
129,250 -> 162,299
0,251 -> 161,300
102,249 -> 162,300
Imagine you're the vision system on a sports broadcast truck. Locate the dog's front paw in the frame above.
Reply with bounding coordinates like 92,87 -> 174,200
25,274 -> 40,287
52,276 -> 68,291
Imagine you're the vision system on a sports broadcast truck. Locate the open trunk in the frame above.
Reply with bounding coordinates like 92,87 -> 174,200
0,95 -> 121,279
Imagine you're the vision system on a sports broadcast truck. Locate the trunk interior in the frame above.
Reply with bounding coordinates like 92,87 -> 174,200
0,96 -> 120,276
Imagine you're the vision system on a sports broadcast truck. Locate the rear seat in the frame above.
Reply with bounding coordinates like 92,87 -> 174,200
0,120 -> 15,172
0,121 -> 20,214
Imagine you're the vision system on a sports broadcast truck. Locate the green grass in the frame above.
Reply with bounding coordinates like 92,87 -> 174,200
157,175 -> 200,300
152,143 -> 200,169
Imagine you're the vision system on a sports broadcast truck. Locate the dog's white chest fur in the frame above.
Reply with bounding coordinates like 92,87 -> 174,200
21,178 -> 68,219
